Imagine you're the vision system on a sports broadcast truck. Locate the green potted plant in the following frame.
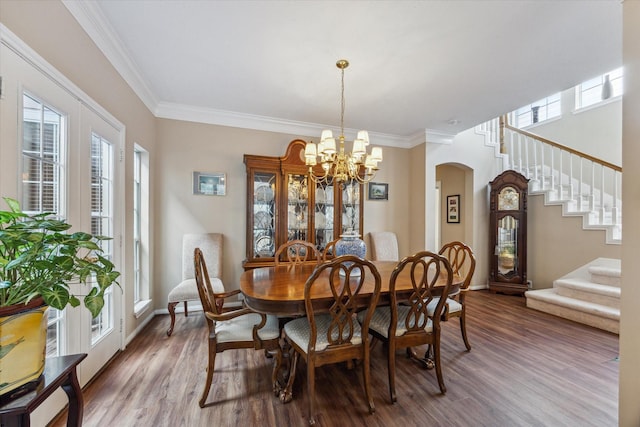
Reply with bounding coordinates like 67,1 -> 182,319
0,197 -> 120,397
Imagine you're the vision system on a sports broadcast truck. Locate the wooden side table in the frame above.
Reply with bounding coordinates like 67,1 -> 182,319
0,353 -> 87,427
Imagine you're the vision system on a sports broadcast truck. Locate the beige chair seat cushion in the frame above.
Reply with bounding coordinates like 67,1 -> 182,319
359,305 -> 433,338
426,297 -> 462,316
168,278 -> 224,303
284,314 -> 363,352
216,313 -> 280,343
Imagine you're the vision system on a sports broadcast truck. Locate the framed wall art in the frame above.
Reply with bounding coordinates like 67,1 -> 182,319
368,182 -> 389,200
193,171 -> 226,196
447,194 -> 460,223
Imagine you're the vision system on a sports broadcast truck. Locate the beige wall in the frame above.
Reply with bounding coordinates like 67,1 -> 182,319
408,143 -> 426,254
155,118 -> 412,306
619,2 -> 640,425
527,195 -> 621,288
1,0 -> 157,337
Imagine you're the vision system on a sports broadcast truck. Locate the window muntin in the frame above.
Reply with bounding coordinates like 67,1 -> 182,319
576,67 -> 623,110
512,93 -> 561,128
90,132 -> 115,345
133,148 -> 142,304
22,93 -> 66,357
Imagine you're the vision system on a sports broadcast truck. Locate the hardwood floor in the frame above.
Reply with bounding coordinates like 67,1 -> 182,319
50,290 -> 619,427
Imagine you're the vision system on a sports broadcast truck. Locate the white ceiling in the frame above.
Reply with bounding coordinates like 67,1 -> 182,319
64,0 -> 622,148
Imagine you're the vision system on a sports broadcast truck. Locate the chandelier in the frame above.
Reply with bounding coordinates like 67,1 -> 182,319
304,59 -> 383,184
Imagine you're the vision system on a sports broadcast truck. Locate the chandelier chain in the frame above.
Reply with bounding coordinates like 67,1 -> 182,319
340,65 -> 345,138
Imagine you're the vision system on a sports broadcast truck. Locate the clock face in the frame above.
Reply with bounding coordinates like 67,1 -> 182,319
498,187 -> 519,210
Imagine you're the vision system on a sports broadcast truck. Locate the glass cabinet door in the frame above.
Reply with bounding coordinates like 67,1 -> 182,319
341,179 -> 360,234
286,173 -> 309,242
314,179 -> 334,253
253,172 -> 276,258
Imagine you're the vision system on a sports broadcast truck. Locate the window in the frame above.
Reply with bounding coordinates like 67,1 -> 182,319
22,93 -> 66,357
133,145 -> 151,317
133,148 -> 142,303
21,93 -> 65,216
512,93 -> 562,128
90,132 -> 115,345
575,67 -> 623,110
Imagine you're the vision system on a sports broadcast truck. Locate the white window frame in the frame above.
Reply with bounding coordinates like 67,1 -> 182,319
511,93 -> 562,128
133,144 -> 151,318
575,67 -> 623,110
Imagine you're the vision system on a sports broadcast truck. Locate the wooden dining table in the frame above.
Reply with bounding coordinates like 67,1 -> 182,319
240,260 -> 461,316
240,260 -> 462,403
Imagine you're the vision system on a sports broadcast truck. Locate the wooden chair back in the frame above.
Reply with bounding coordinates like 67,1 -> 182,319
274,239 -> 321,267
304,255 -> 382,354
389,251 -> 453,338
322,238 -> 339,261
438,241 -> 476,291
193,247 -> 226,317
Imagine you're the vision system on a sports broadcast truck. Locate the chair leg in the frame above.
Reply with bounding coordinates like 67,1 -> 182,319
167,302 -> 179,336
199,340 -> 217,407
460,310 -> 471,351
433,334 -> 447,394
362,344 -> 376,414
307,359 -> 316,426
184,301 -> 189,317
389,341 -> 397,403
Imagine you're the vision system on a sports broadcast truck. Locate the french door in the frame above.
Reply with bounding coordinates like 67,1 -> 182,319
1,31 -> 124,424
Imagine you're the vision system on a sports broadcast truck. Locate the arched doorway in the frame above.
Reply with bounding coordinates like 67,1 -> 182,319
435,163 -> 474,250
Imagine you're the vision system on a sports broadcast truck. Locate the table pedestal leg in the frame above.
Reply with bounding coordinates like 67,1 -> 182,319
406,346 -> 435,370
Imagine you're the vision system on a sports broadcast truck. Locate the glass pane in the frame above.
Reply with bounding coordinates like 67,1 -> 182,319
341,179 -> 360,234
253,172 -> 276,257
90,132 -> 114,345
287,174 -> 308,241
497,215 -> 518,276
314,179 -> 334,253
23,92 -> 66,354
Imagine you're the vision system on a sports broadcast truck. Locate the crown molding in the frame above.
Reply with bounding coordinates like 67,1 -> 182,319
62,0 -> 158,113
156,102 -> 413,148
425,128 -> 455,144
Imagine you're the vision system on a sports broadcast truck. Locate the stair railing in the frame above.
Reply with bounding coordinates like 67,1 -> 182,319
499,115 -> 622,226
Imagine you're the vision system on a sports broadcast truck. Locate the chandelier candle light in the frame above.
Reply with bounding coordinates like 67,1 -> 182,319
305,59 -> 383,184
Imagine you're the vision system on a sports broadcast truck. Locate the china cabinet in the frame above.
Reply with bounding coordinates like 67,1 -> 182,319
488,170 -> 529,295
243,139 -> 363,269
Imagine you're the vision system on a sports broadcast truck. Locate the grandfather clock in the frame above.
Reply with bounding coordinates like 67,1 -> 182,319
489,170 -> 529,295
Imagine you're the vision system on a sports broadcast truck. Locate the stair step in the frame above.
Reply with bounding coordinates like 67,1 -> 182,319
525,289 -> 619,334
588,262 -> 621,286
554,278 -> 620,309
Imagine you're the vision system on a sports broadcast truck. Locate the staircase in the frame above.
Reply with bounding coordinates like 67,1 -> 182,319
477,117 -> 622,244
524,258 -> 620,334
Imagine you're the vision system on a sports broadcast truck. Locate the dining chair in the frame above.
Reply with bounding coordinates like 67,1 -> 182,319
282,255 -> 382,425
274,239 -> 322,266
193,248 -> 282,407
437,241 -> 476,350
322,238 -> 339,261
359,250 -> 453,402
167,233 -> 224,336
369,231 -> 399,261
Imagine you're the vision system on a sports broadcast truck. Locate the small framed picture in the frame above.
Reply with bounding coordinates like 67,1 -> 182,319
368,182 -> 389,200
193,171 -> 226,196
447,195 -> 460,223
